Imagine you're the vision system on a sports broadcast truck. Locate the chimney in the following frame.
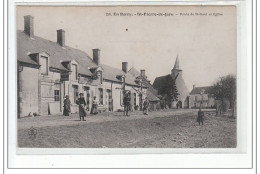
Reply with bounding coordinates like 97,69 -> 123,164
193,84 -> 195,89
141,69 -> 146,77
93,49 -> 100,65
122,62 -> 128,73
57,29 -> 65,47
24,15 -> 34,38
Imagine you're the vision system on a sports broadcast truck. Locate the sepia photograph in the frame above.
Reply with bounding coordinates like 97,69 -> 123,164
16,5 -> 237,149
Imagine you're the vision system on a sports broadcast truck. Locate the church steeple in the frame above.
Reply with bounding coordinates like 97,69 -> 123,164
173,54 -> 180,70
171,54 -> 182,80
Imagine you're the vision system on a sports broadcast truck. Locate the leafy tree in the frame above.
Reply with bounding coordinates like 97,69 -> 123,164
172,80 -> 179,101
164,76 -> 179,107
211,74 -> 236,117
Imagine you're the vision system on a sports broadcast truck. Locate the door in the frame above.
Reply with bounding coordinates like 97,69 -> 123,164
84,87 -> 90,110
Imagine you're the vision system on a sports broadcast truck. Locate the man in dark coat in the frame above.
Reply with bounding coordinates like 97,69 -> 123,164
123,91 -> 131,116
76,93 -> 87,121
197,108 -> 204,125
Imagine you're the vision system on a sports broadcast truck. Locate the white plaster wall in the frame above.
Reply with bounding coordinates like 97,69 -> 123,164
19,67 -> 39,117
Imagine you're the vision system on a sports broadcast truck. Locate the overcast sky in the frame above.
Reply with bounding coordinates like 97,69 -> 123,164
17,6 -> 236,91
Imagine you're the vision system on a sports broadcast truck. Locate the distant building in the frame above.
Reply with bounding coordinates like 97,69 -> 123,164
128,68 -> 160,110
189,86 -> 215,108
153,56 -> 190,108
17,15 -> 147,117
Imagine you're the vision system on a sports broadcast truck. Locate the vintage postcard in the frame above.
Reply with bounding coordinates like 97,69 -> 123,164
3,0 -> 254,170
15,5 -> 238,149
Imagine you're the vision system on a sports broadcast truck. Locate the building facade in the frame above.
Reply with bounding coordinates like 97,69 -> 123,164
17,15 -> 147,118
128,68 -> 160,110
189,86 -> 215,108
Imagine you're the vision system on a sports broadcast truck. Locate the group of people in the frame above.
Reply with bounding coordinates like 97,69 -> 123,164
123,91 -> 150,116
63,91 -> 151,120
63,93 -> 98,121
64,92 -> 205,124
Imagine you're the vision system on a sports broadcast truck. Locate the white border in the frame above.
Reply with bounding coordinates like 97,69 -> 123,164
6,0 -> 254,170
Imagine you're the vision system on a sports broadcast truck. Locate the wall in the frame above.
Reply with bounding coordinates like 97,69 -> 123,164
189,94 -> 215,108
19,66 -> 39,117
39,71 -> 62,115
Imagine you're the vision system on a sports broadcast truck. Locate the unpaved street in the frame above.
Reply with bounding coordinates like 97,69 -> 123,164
18,109 -> 236,148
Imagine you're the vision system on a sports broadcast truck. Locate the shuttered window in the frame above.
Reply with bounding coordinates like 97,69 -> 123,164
54,90 -> 60,101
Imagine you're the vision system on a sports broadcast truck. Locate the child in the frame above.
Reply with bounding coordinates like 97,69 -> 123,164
197,108 -> 204,125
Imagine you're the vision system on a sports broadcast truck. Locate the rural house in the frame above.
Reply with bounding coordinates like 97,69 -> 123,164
128,68 -> 160,110
189,86 -> 215,108
17,15 -> 147,118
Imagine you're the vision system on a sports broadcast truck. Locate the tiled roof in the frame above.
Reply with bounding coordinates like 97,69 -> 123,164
101,64 -> 140,86
17,30 -> 142,86
190,86 -> 213,95
153,74 -> 172,92
17,30 -> 95,74
153,73 -> 190,102
147,90 -> 160,101
128,67 -> 140,78
128,67 -> 158,95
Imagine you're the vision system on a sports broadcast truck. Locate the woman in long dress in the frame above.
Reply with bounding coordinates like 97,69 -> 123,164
90,96 -> 98,115
76,93 -> 87,121
143,97 -> 150,115
63,95 -> 71,116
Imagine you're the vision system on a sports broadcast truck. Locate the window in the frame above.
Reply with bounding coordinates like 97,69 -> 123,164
99,88 -> 103,105
54,90 -> 60,101
72,85 -> 78,103
71,64 -> 78,80
40,56 -> 48,75
107,90 -> 112,111
134,93 -> 137,106
97,71 -> 102,84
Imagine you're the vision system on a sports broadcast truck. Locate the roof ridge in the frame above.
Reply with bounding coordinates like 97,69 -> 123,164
17,30 -> 93,61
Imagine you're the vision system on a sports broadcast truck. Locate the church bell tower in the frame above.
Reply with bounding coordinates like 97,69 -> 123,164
171,55 -> 182,80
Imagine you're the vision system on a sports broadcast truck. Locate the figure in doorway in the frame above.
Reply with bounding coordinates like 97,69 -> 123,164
90,96 -> 98,115
63,95 -> 71,116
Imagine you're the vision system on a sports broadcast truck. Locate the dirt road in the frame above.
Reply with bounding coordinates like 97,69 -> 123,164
17,109 -> 236,148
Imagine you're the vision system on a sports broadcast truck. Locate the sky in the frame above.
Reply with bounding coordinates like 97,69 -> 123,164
16,6 -> 237,91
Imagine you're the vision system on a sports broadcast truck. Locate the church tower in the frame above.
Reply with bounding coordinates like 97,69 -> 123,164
171,55 -> 189,108
171,55 -> 182,80
153,54 -> 190,108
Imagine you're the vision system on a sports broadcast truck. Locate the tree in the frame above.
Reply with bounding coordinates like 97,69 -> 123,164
164,76 -> 179,107
172,80 -> 179,101
211,74 -> 236,117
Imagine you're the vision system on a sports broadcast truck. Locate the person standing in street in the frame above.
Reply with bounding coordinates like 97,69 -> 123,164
197,108 -> 205,125
90,96 -> 98,115
63,95 -> 71,116
123,91 -> 131,116
143,97 -> 150,115
76,93 -> 87,121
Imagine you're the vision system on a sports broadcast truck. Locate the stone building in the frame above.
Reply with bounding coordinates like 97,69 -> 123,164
153,56 -> 190,108
17,15 -> 147,118
189,86 -> 215,108
128,68 -> 160,110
